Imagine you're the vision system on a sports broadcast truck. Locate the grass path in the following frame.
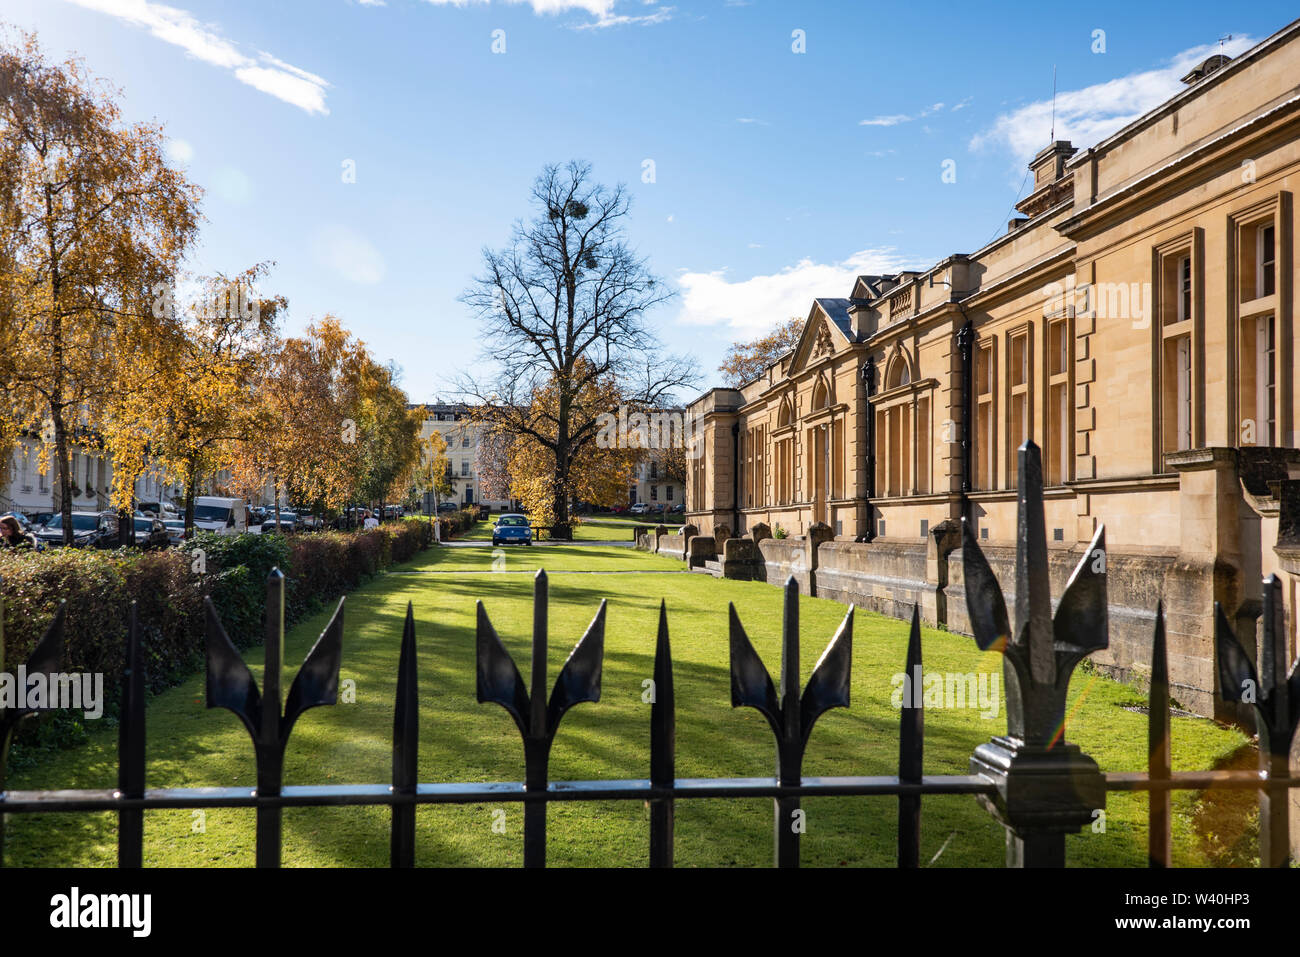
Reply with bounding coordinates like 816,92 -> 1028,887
4,542 -> 1252,867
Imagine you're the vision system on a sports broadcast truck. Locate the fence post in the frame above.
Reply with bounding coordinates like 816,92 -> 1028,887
648,600 -> 675,867
476,569 -> 605,868
205,569 -> 344,868
118,604 -> 145,867
1214,574 -> 1299,867
390,602 -> 418,867
963,441 -> 1108,867
729,578 -> 852,867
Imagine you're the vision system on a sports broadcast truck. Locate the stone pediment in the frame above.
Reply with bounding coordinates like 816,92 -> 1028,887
788,299 -> 852,375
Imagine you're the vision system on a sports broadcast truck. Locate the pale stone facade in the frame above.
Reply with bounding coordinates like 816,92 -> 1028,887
686,20 -> 1300,723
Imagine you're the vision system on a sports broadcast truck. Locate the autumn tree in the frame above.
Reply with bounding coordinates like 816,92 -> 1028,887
457,160 -> 696,537
0,31 -> 201,542
411,428 -> 454,513
474,424 -> 512,504
231,317 -> 422,526
135,265 -> 283,532
504,363 -> 639,528
352,362 -> 422,513
718,317 -> 804,387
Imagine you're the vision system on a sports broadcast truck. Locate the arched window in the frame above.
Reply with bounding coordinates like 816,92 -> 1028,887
886,355 -> 910,390
811,378 -> 830,410
777,398 -> 793,428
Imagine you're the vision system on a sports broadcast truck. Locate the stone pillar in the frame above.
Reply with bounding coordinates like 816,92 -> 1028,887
805,521 -> 834,597
1167,448 -> 1245,720
924,519 -> 962,627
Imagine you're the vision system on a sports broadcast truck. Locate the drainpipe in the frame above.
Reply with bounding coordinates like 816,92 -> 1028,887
859,356 -> 877,542
955,316 -> 974,527
731,421 -> 740,534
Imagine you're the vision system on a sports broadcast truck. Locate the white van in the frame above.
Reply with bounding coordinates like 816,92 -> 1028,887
193,496 -> 247,535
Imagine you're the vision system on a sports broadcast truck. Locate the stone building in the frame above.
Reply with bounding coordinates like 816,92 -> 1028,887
413,403 -> 510,511
686,19 -> 1300,719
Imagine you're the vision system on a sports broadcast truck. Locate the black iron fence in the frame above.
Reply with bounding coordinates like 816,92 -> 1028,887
1,442 -> 1297,868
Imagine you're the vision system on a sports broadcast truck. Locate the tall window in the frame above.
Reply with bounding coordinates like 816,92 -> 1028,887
1257,223 -> 1276,299
1239,314 -> 1276,446
1007,330 -> 1030,488
749,425 -> 765,506
774,399 -> 795,505
666,485 -> 673,501
974,341 -> 994,490
1159,247 -> 1195,458
1236,214 -> 1281,447
1046,319 -> 1070,485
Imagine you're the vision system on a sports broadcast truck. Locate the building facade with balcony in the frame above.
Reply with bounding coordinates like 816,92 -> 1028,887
686,20 -> 1300,719
413,403 -> 511,511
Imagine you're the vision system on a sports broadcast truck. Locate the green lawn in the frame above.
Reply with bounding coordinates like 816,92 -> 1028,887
4,542 -> 1253,867
462,518 -> 680,542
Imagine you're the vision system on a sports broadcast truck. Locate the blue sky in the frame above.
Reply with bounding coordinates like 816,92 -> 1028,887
3,0 -> 1296,403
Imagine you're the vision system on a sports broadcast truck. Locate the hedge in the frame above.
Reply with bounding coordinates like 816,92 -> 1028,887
437,506 -> 479,541
0,517 -> 433,766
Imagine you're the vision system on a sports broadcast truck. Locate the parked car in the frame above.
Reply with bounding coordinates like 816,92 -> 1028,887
261,512 -> 298,535
669,503 -> 686,514
629,502 -> 648,515
436,501 -> 460,514
162,519 -> 187,546
136,500 -> 178,520
192,496 -> 248,535
94,513 -> 170,550
491,513 -> 533,547
33,511 -> 102,548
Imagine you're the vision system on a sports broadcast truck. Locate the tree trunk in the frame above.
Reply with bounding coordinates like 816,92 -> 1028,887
184,475 -> 197,536
51,408 -> 74,546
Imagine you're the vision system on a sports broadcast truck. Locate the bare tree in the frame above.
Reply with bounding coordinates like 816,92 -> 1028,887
456,161 -> 697,535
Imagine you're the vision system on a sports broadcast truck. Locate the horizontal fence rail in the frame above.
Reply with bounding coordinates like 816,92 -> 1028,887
1,441 -> 1298,868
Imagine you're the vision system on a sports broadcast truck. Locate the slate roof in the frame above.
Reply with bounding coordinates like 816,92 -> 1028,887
814,298 -> 856,341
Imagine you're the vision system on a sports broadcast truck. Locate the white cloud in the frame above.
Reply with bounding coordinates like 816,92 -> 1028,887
970,36 -> 1255,166
419,0 -> 671,28
60,0 -> 331,115
575,4 -> 673,29
675,247 -> 920,336
312,225 -> 386,284
860,114 -> 910,127
421,0 -> 617,14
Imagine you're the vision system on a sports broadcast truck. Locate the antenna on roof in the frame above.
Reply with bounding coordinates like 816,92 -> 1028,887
1049,64 -> 1057,143
1218,33 -> 1233,54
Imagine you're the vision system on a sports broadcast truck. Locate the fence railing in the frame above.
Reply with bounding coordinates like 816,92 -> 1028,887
0,441 -> 1297,868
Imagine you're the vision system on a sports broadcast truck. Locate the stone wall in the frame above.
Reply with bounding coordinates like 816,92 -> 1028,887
816,540 -> 933,623
757,537 -> 811,593
658,533 -> 686,562
943,543 -> 1225,717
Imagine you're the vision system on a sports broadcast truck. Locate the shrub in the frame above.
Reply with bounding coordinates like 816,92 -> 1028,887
1,519 -> 433,764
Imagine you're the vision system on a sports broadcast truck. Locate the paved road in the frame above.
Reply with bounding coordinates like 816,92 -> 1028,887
439,539 -> 634,548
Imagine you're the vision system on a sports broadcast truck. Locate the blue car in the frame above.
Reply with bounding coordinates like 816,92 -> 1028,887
492,514 -> 533,546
